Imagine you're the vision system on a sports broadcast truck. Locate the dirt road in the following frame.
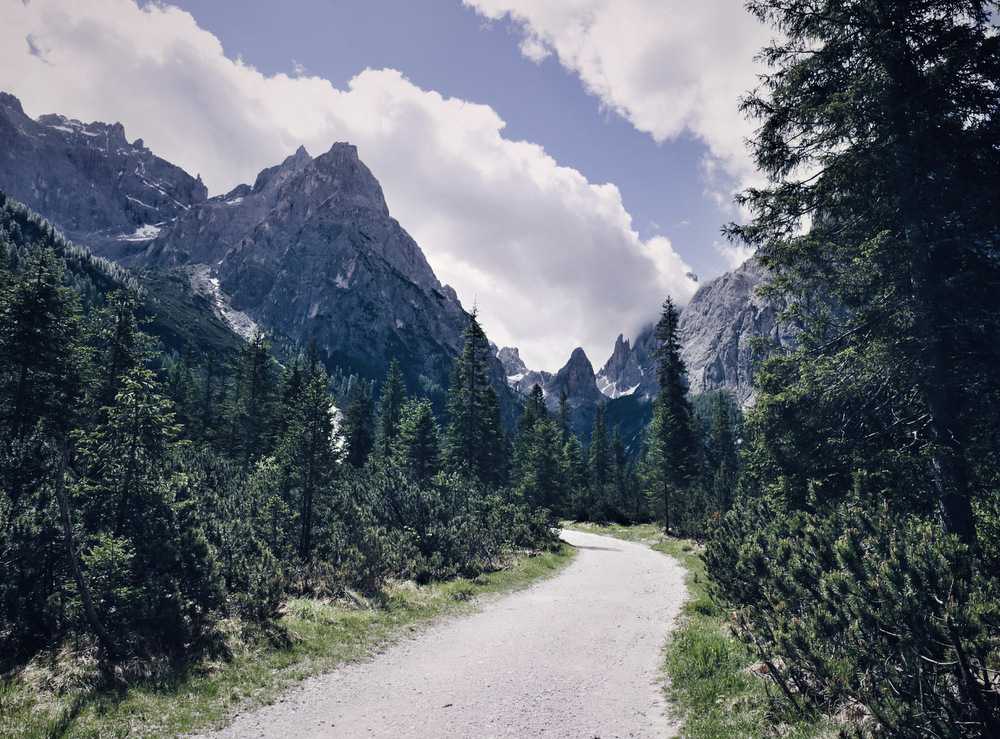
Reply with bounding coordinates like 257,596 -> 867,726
202,529 -> 687,738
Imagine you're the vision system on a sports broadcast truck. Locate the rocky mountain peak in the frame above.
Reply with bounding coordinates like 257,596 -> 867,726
596,332 -> 646,399
252,144 -> 313,192
0,92 -> 207,260
547,347 -> 605,410
497,346 -> 528,378
678,257 -> 797,406
0,92 -> 24,115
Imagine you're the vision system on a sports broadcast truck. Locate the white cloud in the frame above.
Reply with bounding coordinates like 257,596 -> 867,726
0,0 -> 696,372
715,240 -> 756,270
463,0 -> 771,191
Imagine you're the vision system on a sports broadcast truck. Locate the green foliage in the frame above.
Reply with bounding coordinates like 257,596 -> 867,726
707,3 -> 1000,734
0,202 -> 564,697
707,499 -> 1000,736
642,298 -> 702,535
392,396 -> 441,482
341,378 -> 375,469
442,309 -> 508,486
219,331 -> 279,469
374,357 -> 406,462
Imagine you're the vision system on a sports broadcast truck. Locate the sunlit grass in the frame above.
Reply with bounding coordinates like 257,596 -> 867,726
0,544 -> 575,738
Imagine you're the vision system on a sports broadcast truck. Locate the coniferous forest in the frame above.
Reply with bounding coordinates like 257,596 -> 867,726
3,1 -> 1000,736
0,191 -> 738,677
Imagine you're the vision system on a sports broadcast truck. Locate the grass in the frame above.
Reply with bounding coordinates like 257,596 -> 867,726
566,522 -> 833,739
0,543 -> 575,738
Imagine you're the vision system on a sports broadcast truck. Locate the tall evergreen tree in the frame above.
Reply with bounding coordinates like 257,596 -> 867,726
91,290 -> 151,414
341,379 -> 375,468
393,397 -> 441,482
0,245 -> 86,445
276,351 -> 338,563
555,387 -> 573,443
728,0 -> 1000,543
643,297 -> 697,533
520,418 -> 562,511
708,390 -> 738,512
375,358 -> 406,462
221,331 -> 278,468
442,310 -> 506,485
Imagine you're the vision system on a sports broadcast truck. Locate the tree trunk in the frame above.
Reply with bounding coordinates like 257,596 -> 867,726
54,439 -> 120,659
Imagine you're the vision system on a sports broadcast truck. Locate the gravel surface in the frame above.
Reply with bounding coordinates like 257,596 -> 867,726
199,529 -> 687,738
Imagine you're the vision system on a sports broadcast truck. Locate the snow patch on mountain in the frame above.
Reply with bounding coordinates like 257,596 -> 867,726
118,224 -> 162,241
188,264 -> 260,342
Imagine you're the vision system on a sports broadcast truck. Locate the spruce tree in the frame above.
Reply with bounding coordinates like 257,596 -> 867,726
442,309 -> 506,485
276,351 -> 338,563
375,358 -> 406,462
341,379 -> 375,468
708,390 -> 738,512
0,245 -> 86,445
729,0 -> 1000,543
393,397 -> 441,482
556,387 -> 573,443
221,331 -> 278,468
643,297 -> 697,533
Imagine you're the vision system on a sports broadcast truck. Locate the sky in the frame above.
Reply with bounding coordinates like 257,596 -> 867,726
0,0 -> 770,372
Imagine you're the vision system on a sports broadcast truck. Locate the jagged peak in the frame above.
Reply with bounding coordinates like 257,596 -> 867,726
252,145 -> 314,192
0,91 -> 24,115
497,346 -> 528,376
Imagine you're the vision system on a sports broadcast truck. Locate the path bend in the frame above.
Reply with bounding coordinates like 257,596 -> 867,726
202,529 -> 687,738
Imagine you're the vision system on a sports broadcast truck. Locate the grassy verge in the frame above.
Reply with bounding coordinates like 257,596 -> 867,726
565,522 -> 832,738
0,544 -> 575,739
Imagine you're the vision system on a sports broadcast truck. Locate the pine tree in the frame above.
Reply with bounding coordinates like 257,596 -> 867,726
728,0 -> 1000,544
393,397 -> 441,482
0,245 -> 86,445
221,331 -> 278,468
91,290 -> 152,414
643,297 -> 697,533
442,309 -> 506,485
341,379 -> 375,468
276,351 -> 338,563
520,418 -> 562,511
708,390 -> 738,512
375,358 -> 406,462
166,340 -> 200,435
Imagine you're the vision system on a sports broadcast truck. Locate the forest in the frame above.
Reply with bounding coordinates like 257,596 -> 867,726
0,190 -> 739,679
3,0 -> 1000,736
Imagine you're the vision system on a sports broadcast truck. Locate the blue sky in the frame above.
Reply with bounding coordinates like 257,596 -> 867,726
1,0 -> 768,371
165,0 -> 722,268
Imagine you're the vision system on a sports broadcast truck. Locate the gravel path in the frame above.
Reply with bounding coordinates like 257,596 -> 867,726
201,529 -> 687,738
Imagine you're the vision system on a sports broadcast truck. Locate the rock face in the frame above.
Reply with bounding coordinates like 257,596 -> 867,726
212,143 -> 471,388
141,146 -> 314,268
497,346 -> 551,397
0,93 -> 206,260
677,258 -> 796,406
497,344 -> 606,434
593,258 -> 797,408
596,334 -> 643,399
0,93 -> 484,399
546,348 -> 606,411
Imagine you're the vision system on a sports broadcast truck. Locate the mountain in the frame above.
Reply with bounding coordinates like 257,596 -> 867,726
0,191 -> 243,359
496,344 -> 606,435
0,93 -> 206,262
0,93 -> 521,421
141,140 -> 471,392
591,258 -> 796,409
497,346 -> 551,396
677,258 -> 796,406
